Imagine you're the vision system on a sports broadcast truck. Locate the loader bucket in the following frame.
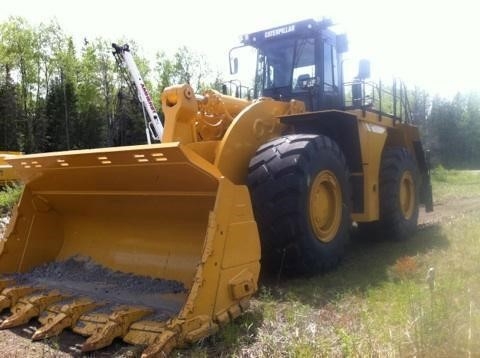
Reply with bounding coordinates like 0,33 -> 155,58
0,143 -> 260,356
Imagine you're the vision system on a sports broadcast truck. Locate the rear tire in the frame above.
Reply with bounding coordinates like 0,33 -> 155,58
247,134 -> 350,275
378,147 -> 419,240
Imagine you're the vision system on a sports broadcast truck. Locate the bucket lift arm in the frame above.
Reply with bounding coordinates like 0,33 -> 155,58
112,43 -> 164,143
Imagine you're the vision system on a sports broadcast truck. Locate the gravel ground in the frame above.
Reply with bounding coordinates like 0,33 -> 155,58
5,255 -> 187,321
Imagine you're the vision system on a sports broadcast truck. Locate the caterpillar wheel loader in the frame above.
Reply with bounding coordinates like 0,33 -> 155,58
0,19 -> 432,356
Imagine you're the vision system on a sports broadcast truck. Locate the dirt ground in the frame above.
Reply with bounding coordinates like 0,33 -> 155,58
1,195 -> 480,357
418,195 -> 480,227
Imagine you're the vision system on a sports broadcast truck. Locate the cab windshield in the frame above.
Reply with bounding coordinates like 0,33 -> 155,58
256,37 -> 316,95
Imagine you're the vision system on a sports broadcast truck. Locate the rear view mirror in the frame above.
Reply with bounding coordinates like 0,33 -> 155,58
231,57 -> 239,75
229,45 -> 256,76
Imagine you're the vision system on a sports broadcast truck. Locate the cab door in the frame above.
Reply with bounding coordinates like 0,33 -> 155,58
320,35 -> 341,109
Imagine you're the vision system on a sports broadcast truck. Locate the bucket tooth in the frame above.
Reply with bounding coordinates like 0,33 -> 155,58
0,286 -> 37,313
141,330 -> 178,358
124,320 -> 167,345
0,290 -> 66,329
81,306 -> 153,352
32,298 -> 99,341
38,302 -> 64,326
72,311 -> 109,336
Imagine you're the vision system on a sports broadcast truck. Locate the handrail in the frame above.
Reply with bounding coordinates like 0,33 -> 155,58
222,80 -> 252,100
344,79 -> 412,124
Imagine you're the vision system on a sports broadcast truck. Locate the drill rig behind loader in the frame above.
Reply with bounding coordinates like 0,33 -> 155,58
0,19 -> 432,356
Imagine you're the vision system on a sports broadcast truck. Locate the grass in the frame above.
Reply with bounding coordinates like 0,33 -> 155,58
431,166 -> 480,202
0,183 -> 23,214
174,170 -> 480,357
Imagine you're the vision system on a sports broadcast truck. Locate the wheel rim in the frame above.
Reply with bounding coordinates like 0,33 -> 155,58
309,170 -> 342,243
399,171 -> 415,219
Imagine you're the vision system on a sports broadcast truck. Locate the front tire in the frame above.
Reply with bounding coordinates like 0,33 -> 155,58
247,134 -> 350,275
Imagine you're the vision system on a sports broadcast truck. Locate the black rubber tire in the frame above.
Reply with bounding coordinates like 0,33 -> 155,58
377,147 -> 419,240
247,134 -> 350,275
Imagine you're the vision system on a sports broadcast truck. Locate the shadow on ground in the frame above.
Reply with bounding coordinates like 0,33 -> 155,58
259,222 -> 449,307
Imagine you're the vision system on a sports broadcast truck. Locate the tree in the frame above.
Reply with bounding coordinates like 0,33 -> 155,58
462,92 -> 480,167
0,65 -> 21,150
0,17 -> 231,153
0,17 -> 39,151
155,46 -> 214,95
111,90 -> 146,146
43,78 -> 77,152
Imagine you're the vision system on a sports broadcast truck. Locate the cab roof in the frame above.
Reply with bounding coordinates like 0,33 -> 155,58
241,18 -> 334,46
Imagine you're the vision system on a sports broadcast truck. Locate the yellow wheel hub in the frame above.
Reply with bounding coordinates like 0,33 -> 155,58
399,171 -> 415,219
309,170 -> 342,243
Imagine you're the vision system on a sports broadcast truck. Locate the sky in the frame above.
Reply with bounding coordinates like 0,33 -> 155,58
1,0 -> 479,98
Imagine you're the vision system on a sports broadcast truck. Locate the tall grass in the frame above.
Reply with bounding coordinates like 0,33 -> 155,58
175,171 -> 480,357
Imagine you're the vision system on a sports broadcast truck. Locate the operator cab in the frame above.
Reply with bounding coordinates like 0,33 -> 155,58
233,19 -> 348,111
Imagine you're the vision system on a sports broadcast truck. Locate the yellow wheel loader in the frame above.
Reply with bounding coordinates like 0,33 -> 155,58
0,19 -> 432,356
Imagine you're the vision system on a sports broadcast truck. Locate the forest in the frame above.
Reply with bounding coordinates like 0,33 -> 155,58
1,17 -> 479,169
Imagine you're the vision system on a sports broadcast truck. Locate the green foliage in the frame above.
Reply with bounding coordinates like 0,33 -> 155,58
432,166 -> 480,185
0,69 -> 21,150
0,183 -> 22,213
155,46 -> 215,96
429,92 -> 480,169
44,78 -> 77,151
0,17 -> 220,152
431,168 -> 480,203
431,164 -> 448,182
